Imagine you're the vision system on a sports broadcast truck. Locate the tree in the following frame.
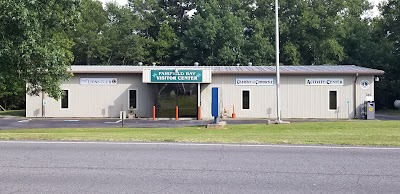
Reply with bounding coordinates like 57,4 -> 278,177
154,23 -> 179,65
0,0 -> 81,99
70,0 -> 108,65
104,2 -> 152,65
373,0 -> 400,108
181,0 -> 248,65
278,0 -> 371,65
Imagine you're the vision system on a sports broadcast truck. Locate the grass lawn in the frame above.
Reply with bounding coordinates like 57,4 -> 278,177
0,121 -> 400,146
0,110 -> 25,117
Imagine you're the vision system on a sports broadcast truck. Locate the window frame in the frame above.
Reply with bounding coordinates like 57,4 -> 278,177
329,90 -> 338,111
241,89 -> 251,110
128,89 -> 138,110
60,89 -> 70,110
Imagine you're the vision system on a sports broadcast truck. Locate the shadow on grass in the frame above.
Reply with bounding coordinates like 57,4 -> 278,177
0,110 -> 26,117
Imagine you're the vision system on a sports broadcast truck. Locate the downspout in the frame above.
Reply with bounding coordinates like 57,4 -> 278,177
353,73 -> 359,119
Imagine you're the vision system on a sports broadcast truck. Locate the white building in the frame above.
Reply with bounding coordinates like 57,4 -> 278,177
26,65 -> 384,119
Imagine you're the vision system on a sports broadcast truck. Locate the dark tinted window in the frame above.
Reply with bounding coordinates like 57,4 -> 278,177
329,91 -> 337,110
61,90 -> 69,109
242,90 -> 250,109
129,90 -> 137,109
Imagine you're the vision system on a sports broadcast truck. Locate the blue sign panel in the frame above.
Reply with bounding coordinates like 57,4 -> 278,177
212,88 -> 219,117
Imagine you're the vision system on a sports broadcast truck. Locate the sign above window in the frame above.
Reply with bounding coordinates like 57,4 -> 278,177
143,68 -> 212,83
80,78 -> 117,86
305,78 -> 344,86
151,70 -> 202,83
236,78 -> 274,86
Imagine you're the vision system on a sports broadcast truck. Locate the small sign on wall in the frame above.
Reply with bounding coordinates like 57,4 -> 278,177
360,80 -> 370,89
305,78 -> 344,86
80,78 -> 117,85
236,78 -> 274,86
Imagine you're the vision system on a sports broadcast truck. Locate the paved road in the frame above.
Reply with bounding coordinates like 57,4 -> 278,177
376,113 -> 400,120
0,141 -> 399,193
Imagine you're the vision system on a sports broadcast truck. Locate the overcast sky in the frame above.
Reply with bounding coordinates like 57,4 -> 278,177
99,0 -> 386,17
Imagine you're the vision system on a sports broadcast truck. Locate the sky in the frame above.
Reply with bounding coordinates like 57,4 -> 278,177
99,0 -> 386,17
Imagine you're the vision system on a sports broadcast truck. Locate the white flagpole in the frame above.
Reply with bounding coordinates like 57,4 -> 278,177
275,0 -> 282,123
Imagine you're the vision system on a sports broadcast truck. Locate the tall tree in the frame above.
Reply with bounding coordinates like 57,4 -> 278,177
181,0 -> 248,65
154,23 -> 179,65
278,0 -> 371,65
374,0 -> 400,108
104,3 -> 152,65
0,0 -> 81,99
70,0 -> 108,65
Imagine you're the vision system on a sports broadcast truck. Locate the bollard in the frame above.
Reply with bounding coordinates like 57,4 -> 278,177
120,111 -> 126,127
152,106 -> 156,121
197,106 -> 201,120
232,105 -> 236,119
175,106 -> 179,121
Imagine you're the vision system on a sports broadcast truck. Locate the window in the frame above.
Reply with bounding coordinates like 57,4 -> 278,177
242,90 -> 250,110
129,90 -> 137,109
329,91 -> 337,110
61,90 -> 69,109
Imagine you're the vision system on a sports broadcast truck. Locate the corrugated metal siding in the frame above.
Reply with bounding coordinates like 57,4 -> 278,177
355,76 -> 374,118
26,74 -> 154,118
201,75 -> 277,119
26,93 -> 43,117
27,73 -> 376,119
201,75 -> 375,119
281,76 -> 354,118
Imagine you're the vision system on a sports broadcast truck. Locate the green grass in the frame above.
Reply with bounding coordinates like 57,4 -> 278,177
0,110 -> 25,117
1,121 -> 400,146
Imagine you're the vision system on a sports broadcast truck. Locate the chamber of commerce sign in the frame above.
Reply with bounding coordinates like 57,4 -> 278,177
236,78 -> 274,86
305,78 -> 344,86
80,78 -> 117,85
150,69 -> 202,83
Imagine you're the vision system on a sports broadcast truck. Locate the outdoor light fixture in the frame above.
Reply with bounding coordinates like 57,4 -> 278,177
138,62 -> 143,66
194,62 -> 199,66
152,62 -> 156,66
248,62 -> 253,66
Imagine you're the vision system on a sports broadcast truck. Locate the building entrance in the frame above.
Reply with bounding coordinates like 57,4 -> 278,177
156,83 -> 198,118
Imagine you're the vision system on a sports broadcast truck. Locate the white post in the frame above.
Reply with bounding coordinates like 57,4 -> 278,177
275,0 -> 281,122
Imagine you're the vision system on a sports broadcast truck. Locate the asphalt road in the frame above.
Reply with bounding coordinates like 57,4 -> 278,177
0,141 -> 399,193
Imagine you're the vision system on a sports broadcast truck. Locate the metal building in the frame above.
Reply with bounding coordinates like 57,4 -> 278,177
26,65 -> 384,119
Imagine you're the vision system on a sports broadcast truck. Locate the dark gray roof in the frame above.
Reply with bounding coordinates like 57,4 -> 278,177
70,65 -> 384,75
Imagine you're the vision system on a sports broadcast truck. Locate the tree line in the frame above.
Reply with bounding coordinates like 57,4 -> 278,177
1,0 -> 400,110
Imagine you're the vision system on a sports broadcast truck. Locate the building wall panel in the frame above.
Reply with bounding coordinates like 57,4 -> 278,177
26,74 -> 154,118
201,75 -> 276,119
26,72 -> 376,119
201,74 -> 375,119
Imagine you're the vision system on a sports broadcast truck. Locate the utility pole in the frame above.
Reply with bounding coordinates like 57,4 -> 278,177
275,0 -> 282,123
